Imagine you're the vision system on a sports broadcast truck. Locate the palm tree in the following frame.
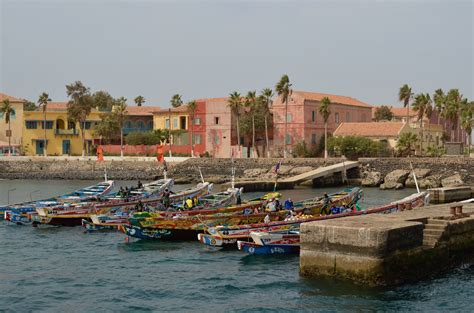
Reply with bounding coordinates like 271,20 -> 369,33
168,94 -> 183,157
187,100 -> 197,157
319,97 -> 331,159
412,93 -> 432,155
228,91 -> 243,157
460,100 -> 473,155
170,94 -> 183,108
245,91 -> 258,158
396,132 -> 418,156
275,74 -> 292,158
134,96 -> 145,107
38,92 -> 51,156
433,89 -> 445,125
260,88 -> 274,158
0,99 -> 14,156
398,84 -> 413,124
444,89 -> 462,141
113,97 -> 128,158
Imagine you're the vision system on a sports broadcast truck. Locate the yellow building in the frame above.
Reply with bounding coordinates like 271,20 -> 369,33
22,102 -> 102,156
0,93 -> 25,149
153,107 -> 190,145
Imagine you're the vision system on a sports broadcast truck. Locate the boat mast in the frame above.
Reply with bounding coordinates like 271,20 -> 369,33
409,161 -> 420,193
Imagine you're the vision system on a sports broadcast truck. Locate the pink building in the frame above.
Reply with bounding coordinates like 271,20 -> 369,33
272,91 -> 373,154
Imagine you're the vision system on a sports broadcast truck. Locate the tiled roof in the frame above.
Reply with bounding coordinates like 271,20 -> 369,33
196,97 -> 228,103
0,92 -> 24,103
333,122 -> 406,137
39,102 -> 68,111
390,107 -> 417,117
126,106 -> 162,116
153,106 -> 189,114
293,91 -> 372,108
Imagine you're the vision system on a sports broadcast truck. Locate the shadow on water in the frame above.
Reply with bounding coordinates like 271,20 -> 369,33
116,239 -> 185,252
240,253 -> 299,266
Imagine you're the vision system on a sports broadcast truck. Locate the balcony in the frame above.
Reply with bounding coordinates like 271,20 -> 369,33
55,129 -> 79,136
123,127 -> 153,135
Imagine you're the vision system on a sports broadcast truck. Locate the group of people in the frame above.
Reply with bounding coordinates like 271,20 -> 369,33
266,198 -> 294,212
117,181 -> 144,200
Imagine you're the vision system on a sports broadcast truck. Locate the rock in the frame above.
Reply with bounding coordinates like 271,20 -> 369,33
244,168 -> 268,178
290,166 -> 314,175
441,174 -> 464,187
418,176 -> 441,189
380,170 -> 410,189
405,169 -> 432,188
361,171 -> 383,187
270,165 -> 293,176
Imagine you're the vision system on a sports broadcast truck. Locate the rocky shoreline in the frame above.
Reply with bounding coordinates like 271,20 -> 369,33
0,157 -> 472,189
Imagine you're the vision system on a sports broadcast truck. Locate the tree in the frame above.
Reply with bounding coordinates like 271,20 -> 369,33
92,91 -> 115,111
260,88 -> 274,157
134,95 -> 145,107
374,105 -> 394,121
187,100 -> 197,157
275,74 -> 292,158
113,97 -> 128,158
396,132 -> 418,156
444,89 -> 462,141
38,92 -> 51,156
460,100 -> 473,155
66,81 -> 94,157
0,99 -> 15,156
328,136 -> 392,160
433,88 -> 445,125
93,111 -> 120,144
170,94 -> 183,108
399,84 -> 413,123
228,91 -> 243,157
319,97 -> 331,159
23,100 -> 37,111
245,90 -> 258,157
412,93 -> 432,155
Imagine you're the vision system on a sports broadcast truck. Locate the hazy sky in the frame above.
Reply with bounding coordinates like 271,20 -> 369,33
1,0 -> 472,107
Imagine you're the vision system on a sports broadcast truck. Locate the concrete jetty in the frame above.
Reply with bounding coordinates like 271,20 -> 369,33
227,161 -> 359,191
428,186 -> 474,203
300,202 -> 474,286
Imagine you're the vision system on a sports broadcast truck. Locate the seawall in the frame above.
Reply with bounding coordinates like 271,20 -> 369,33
300,202 -> 474,286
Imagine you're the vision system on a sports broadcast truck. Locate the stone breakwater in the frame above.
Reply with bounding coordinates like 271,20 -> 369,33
359,157 -> 474,189
0,157 -> 472,188
0,157 -> 345,182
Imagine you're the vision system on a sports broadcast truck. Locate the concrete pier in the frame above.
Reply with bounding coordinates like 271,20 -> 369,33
300,203 -> 474,286
428,186 -> 474,203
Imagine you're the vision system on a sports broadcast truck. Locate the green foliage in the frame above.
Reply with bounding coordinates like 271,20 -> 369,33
374,105 -> 394,121
292,140 -> 318,157
275,74 -> 292,104
398,84 -> 413,108
134,95 -> 145,107
426,145 -> 445,157
93,91 -> 115,111
170,94 -> 183,108
37,92 -> 51,112
396,132 -> 418,156
93,112 -> 120,143
328,136 -> 392,160
23,100 -> 37,111
319,97 -> 331,122
1,99 -> 14,124
126,131 -> 166,145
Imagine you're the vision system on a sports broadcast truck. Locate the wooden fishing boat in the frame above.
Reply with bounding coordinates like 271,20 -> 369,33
198,191 -> 428,248
237,231 -> 300,255
84,187 -> 243,232
119,192 -> 282,240
1,180 -> 114,224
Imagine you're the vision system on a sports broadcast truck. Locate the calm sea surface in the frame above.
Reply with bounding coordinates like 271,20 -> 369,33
0,180 -> 473,312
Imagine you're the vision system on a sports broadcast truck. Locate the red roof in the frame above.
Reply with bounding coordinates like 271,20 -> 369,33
153,106 -> 188,114
126,106 -> 162,116
40,102 -> 68,111
293,91 -> 372,108
0,93 -> 24,103
333,122 -> 406,137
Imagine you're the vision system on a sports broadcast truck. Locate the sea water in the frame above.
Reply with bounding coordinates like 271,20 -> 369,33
0,180 -> 473,312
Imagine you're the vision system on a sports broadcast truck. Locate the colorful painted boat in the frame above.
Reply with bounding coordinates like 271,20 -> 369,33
84,187 -> 242,232
237,230 -> 300,255
1,180 -> 114,224
198,191 -> 428,248
237,241 -> 300,255
119,192 -> 282,240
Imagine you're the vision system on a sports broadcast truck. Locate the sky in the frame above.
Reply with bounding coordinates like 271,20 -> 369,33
0,0 -> 472,107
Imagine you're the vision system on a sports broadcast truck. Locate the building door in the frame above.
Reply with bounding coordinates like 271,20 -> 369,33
62,140 -> 71,155
35,140 -> 44,155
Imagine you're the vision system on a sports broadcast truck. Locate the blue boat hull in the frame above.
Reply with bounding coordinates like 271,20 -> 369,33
120,224 -> 199,240
238,242 -> 300,255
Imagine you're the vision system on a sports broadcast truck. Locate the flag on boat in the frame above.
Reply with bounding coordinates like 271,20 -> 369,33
274,160 -> 282,174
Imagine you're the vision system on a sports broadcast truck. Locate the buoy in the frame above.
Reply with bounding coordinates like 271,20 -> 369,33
125,236 -> 129,242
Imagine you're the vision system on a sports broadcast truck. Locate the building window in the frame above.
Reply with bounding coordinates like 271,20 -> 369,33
194,117 -> 201,125
26,121 -> 37,129
335,113 -> 339,124
194,134 -> 202,144
215,117 -> 220,125
215,135 -> 220,144
311,134 -> 317,144
285,134 -> 291,144
84,121 -> 92,130
173,118 -> 178,129
180,116 -> 187,130
312,111 -> 316,122
41,121 -> 54,129
68,121 -> 76,129
346,112 -> 350,122
286,113 -> 292,123
165,119 -> 170,129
